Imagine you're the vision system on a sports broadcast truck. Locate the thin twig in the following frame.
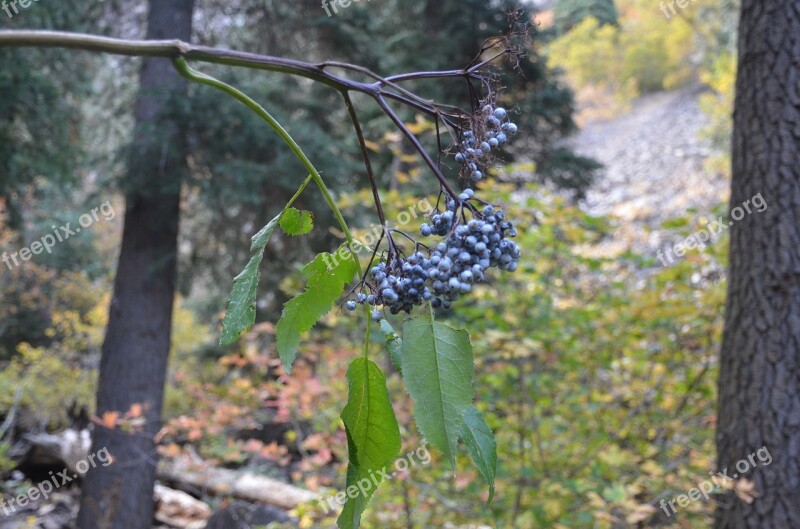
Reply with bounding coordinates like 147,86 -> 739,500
0,387 -> 22,440
341,91 -> 386,226
374,95 -> 459,199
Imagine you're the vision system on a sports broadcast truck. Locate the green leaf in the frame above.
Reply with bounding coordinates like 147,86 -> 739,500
461,406 -> 497,503
219,214 -> 281,346
401,308 -> 474,468
379,319 -> 403,374
276,246 -> 357,372
279,207 -> 314,236
338,358 -> 401,529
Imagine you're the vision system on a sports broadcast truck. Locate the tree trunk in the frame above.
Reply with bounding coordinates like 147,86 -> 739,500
77,1 -> 194,528
715,2 -> 800,528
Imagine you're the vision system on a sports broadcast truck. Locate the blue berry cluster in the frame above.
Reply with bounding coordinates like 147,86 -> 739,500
420,193 -> 462,237
454,105 -> 517,182
346,190 -> 520,317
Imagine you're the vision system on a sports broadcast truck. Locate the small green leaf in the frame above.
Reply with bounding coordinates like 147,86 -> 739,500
461,406 -> 497,503
379,319 -> 403,374
279,207 -> 314,236
401,307 -> 474,469
276,245 -> 357,372
338,358 -> 401,529
219,214 -> 281,346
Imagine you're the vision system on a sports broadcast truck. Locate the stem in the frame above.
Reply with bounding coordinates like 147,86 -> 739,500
173,57 -> 362,276
466,50 -> 509,75
341,91 -> 386,227
285,174 -> 313,208
385,69 -> 472,83
363,308 -> 372,360
375,96 -> 460,199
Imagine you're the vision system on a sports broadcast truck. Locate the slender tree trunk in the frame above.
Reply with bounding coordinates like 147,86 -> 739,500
715,2 -> 800,528
77,2 -> 194,528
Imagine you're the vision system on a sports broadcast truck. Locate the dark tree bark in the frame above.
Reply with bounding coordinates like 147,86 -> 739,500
77,1 -> 194,528
715,2 -> 800,528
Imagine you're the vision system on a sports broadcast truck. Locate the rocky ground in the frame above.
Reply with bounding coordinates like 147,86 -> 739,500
567,85 -> 731,257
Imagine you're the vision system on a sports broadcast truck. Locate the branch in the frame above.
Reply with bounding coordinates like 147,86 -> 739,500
0,30 -> 371,93
0,29 -> 506,206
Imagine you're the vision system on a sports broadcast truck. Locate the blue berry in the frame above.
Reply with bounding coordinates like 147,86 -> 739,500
503,122 -> 518,134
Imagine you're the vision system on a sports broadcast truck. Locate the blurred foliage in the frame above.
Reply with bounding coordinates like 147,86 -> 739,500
0,263 -> 104,358
0,0 -> 115,228
120,182 -> 727,529
173,0 -> 595,320
333,183 -> 727,529
0,0 -> 742,527
547,0 -> 738,101
699,52 -> 736,177
547,11 -> 693,101
0,342 -> 97,430
553,0 -> 619,34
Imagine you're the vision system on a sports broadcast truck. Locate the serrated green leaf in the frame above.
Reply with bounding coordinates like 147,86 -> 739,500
219,214 -> 281,346
379,319 -> 403,374
401,308 -> 474,469
279,207 -> 314,236
461,406 -> 497,503
276,246 -> 357,372
338,358 -> 401,529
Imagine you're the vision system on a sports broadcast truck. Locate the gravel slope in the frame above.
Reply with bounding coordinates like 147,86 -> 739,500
567,86 -> 731,255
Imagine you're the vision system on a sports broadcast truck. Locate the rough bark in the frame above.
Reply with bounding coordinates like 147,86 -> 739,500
77,1 -> 194,528
715,2 -> 800,528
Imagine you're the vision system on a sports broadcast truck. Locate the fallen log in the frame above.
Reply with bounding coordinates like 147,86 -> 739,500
23,429 -> 319,511
156,456 -> 319,511
154,484 -> 212,529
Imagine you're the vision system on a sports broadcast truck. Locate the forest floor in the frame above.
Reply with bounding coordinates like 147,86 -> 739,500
566,85 -> 731,258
